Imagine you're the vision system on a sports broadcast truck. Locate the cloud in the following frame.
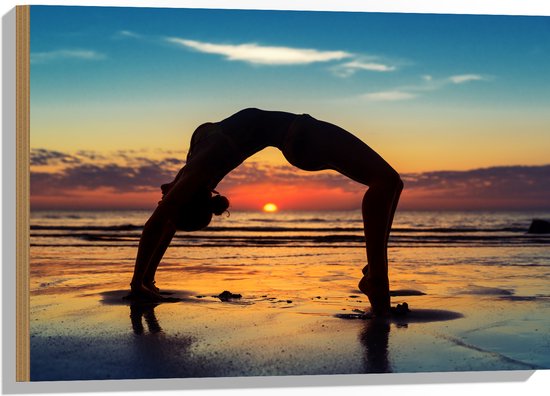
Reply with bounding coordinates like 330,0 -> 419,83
219,162 -> 358,192
31,149 -> 81,166
31,160 -> 179,195
116,30 -> 142,39
30,149 -> 182,195
362,90 -> 417,102
120,32 -> 395,78
344,60 -> 396,72
401,165 -> 550,209
30,49 -> 106,64
30,149 -> 550,210
74,150 -> 109,162
29,149 -> 359,198
166,37 -> 351,66
332,59 -> 397,77
404,165 -> 550,194
448,74 -> 485,84
362,73 -> 487,102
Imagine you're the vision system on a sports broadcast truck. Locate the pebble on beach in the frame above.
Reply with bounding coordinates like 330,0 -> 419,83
217,290 -> 242,301
391,302 -> 410,316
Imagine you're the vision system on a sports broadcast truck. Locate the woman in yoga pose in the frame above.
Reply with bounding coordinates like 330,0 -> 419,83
131,108 -> 403,316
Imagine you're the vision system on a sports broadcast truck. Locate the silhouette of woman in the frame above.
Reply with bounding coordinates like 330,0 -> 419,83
130,108 -> 403,316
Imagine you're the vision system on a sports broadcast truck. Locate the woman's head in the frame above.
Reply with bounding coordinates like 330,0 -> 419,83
171,189 -> 230,231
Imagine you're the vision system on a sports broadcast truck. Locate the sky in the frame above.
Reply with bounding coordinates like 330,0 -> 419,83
29,5 -> 550,211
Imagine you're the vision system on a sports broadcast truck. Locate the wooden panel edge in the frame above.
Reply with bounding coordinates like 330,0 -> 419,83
16,4 -> 30,383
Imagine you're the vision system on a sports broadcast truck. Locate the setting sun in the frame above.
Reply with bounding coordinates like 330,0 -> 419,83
262,203 -> 278,213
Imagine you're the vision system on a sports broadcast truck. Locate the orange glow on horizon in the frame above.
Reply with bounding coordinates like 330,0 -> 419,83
223,182 -> 364,211
262,203 -> 278,213
30,181 -> 550,212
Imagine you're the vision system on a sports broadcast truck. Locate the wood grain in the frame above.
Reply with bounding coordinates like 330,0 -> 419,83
16,4 -> 30,382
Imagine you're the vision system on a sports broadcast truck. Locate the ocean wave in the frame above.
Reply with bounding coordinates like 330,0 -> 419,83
248,217 -> 330,223
30,224 -> 532,234
30,232 -> 550,249
42,214 -> 84,220
31,224 -> 143,231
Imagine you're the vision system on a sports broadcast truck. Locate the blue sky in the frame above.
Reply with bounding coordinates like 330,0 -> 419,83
30,7 -> 550,102
28,5 -> 550,210
30,6 -> 550,170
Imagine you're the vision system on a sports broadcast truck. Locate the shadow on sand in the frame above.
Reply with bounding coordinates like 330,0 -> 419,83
336,308 -> 463,323
99,289 -> 199,305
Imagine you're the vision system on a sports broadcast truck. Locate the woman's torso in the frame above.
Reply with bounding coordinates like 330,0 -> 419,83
216,108 -> 297,158
186,108 -> 329,186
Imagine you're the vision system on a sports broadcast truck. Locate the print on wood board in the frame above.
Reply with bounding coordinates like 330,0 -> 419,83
18,4 -> 550,382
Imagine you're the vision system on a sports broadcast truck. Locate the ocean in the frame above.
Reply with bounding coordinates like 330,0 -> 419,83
30,209 -> 550,249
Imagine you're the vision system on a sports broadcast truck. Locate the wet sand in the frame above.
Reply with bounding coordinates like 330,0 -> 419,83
29,245 -> 550,381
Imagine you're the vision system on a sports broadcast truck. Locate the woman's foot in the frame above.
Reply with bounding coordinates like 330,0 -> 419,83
358,275 -> 391,317
129,283 -> 164,301
144,280 -> 160,294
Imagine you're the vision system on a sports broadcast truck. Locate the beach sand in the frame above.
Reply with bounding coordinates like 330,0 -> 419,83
29,243 -> 550,381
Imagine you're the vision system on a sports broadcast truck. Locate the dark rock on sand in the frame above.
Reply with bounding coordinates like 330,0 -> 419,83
391,302 -> 410,316
218,290 -> 242,302
528,219 -> 550,234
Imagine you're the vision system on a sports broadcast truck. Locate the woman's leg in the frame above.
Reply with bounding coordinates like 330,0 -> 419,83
287,116 -> 403,315
358,174 -> 403,315
339,154 -> 402,314
362,172 -> 403,272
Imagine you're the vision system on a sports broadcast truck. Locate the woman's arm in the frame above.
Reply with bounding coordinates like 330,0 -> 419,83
130,120 -> 237,297
131,164 -> 207,296
142,221 -> 177,290
135,163 -> 192,291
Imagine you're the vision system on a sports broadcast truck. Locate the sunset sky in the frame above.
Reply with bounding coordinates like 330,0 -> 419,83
30,6 -> 550,211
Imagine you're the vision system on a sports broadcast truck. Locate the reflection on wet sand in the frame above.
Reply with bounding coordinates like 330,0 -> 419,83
356,308 -> 465,373
360,319 -> 392,373
125,302 -> 197,380
130,303 -> 162,335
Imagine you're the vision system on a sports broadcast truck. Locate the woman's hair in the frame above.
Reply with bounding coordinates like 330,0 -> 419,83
210,193 -> 230,216
172,189 -> 230,231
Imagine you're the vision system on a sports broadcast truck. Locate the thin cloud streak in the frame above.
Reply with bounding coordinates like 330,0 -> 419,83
116,30 -> 142,39
332,59 -> 397,77
449,74 -> 485,84
344,60 -> 396,72
362,73 -> 488,101
362,90 -> 417,102
166,37 -> 351,66
31,49 -> 106,64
